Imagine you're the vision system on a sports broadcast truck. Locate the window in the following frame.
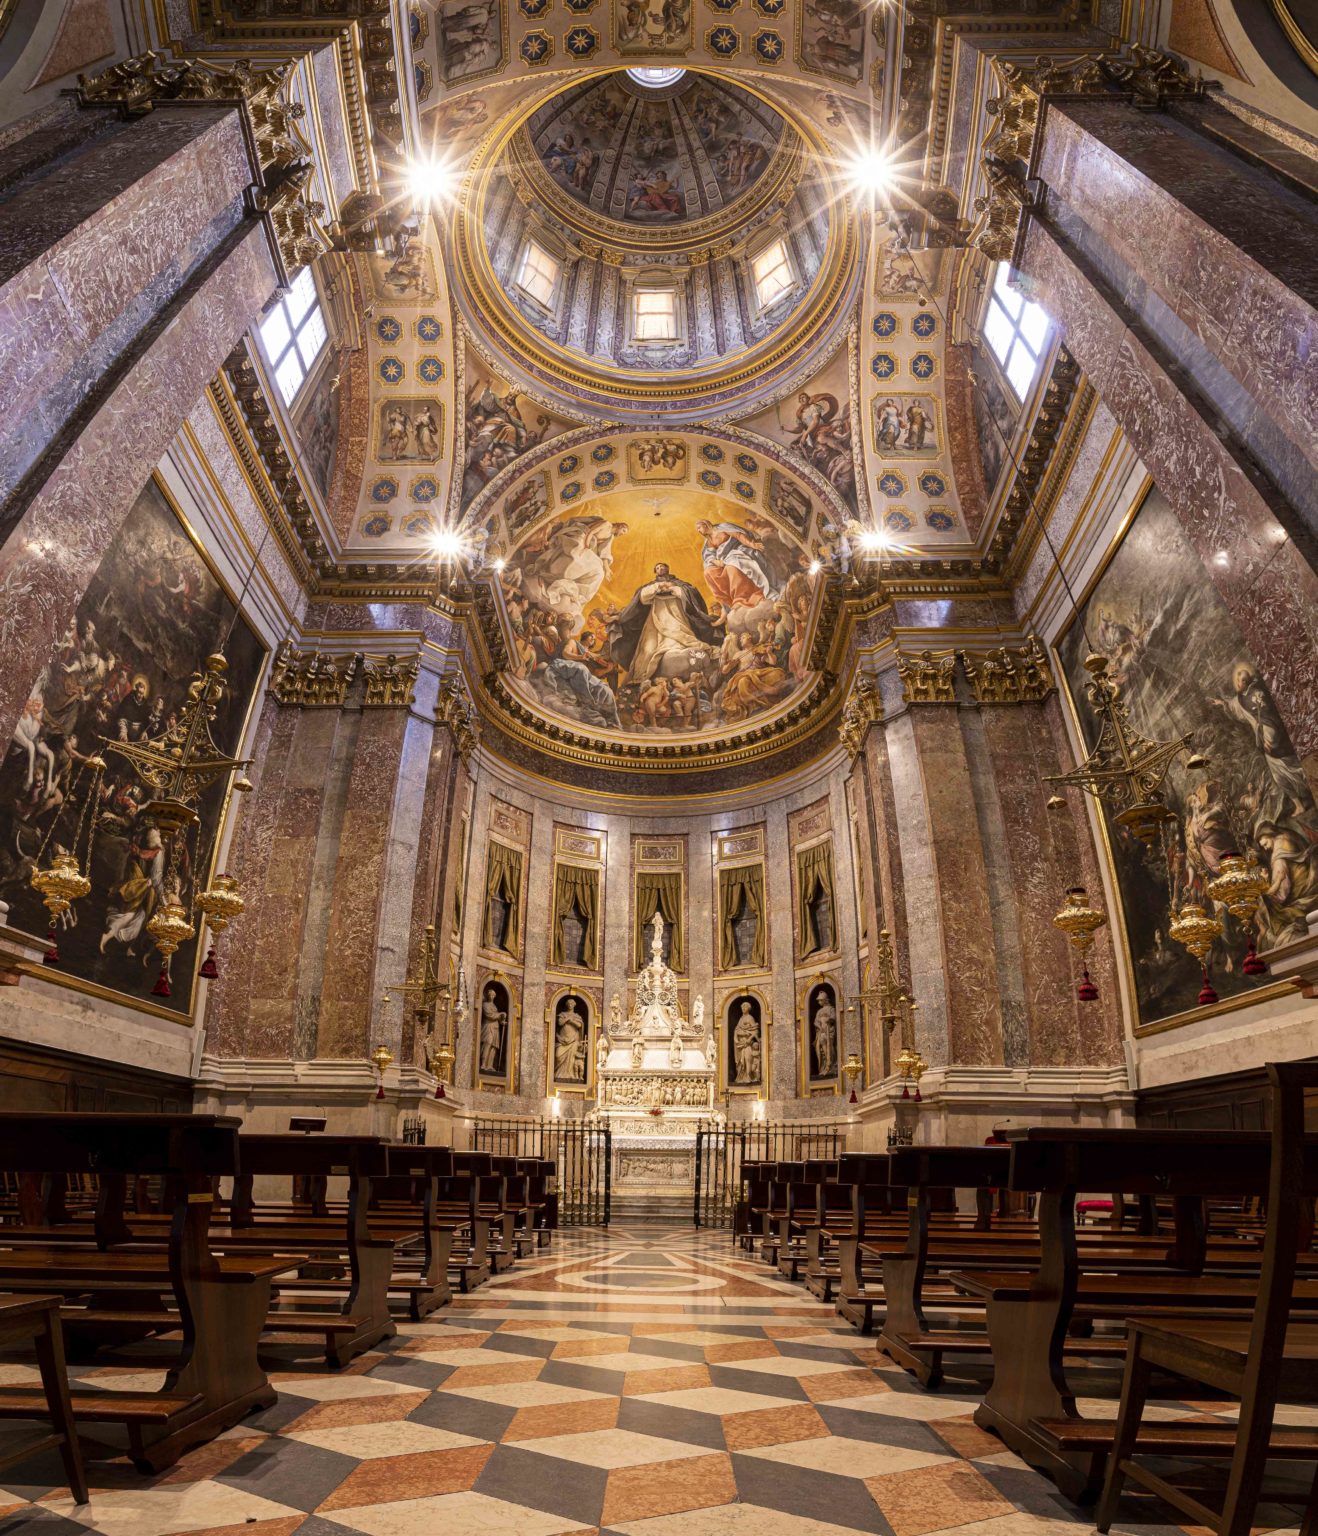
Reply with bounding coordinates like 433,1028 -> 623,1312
983,261 -> 1051,400
626,67 -> 686,89
751,239 -> 794,308
258,267 -> 328,407
516,239 -> 559,309
633,286 -> 678,341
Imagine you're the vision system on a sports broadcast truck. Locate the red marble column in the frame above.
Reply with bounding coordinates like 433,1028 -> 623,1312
1019,215 -> 1318,788
977,701 -> 1124,1066
908,709 -> 1005,1067
0,105 -> 279,743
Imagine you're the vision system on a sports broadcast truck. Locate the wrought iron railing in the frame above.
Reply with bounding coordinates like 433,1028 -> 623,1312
471,1116 -> 611,1227
693,1120 -> 848,1229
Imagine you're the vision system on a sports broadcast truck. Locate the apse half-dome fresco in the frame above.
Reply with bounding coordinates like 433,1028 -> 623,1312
495,488 -> 820,738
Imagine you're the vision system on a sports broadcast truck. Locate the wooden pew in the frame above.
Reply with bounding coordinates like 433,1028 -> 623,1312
0,1294 -> 87,1503
370,1143 -> 456,1319
777,1160 -> 837,1281
0,1113 -> 291,1472
437,1164 -> 493,1290
1096,1061 -> 1318,1536
956,1128 -> 1318,1499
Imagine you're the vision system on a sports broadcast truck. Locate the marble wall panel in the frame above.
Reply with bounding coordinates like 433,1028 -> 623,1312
944,342 -> 991,540
316,708 -> 411,1057
0,221 -> 277,747
908,708 -> 1004,1067
1021,217 -> 1318,781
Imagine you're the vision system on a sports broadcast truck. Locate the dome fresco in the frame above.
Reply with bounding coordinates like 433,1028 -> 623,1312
521,73 -> 789,229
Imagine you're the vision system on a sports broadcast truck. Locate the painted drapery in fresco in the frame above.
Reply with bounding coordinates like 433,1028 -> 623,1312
1056,487 -> 1318,1026
0,480 -> 265,1015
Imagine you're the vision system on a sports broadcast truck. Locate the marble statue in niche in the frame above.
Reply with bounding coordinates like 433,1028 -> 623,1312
728,995 -> 763,1087
0,479 -> 264,1016
809,983 -> 838,1080
807,882 -> 834,954
730,889 -> 759,967
559,901 -> 587,968
553,993 -> 590,1085
486,889 -> 511,952
1057,486 -> 1318,1025
478,981 -> 511,1079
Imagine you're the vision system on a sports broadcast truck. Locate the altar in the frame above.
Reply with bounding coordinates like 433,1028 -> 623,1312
589,914 -> 718,1198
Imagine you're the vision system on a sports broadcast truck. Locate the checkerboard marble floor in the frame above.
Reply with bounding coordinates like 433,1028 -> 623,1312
0,1224 -> 1310,1535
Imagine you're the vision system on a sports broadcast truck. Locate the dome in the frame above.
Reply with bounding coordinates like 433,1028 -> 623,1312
450,70 -> 862,422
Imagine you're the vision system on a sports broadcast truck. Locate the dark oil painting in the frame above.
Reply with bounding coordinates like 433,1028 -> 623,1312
0,480 -> 266,1015
1056,487 -> 1318,1026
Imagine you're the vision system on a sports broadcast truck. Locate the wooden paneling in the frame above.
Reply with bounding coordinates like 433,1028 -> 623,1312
0,1041 -> 191,1116
1137,1061 -> 1318,1132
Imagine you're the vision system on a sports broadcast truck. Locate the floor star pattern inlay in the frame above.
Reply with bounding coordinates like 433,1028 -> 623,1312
0,1225 -> 1308,1535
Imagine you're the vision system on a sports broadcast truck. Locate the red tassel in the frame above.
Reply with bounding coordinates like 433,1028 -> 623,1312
435,1081 -> 446,1100
151,965 -> 171,998
42,930 -> 59,966
849,1087 -> 858,1105
914,1086 -> 922,1103
1076,967 -> 1098,1003
1197,966 -> 1218,1007
376,1081 -> 385,1100
901,1083 -> 910,1100
1242,939 -> 1267,977
199,946 -> 219,980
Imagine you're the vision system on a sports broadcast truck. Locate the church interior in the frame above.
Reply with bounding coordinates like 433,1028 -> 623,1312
0,0 -> 1315,1528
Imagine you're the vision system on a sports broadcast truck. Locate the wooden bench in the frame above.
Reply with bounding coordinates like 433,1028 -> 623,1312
0,1293 -> 87,1503
0,1113 -> 294,1472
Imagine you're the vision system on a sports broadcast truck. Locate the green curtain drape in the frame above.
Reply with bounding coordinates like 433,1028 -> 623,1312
552,863 -> 600,970
718,864 -> 765,971
797,842 -> 836,958
482,842 -> 522,954
634,872 -> 683,972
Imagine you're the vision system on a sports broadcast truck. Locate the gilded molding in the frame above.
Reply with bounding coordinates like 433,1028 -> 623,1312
77,52 -> 326,280
960,637 -> 1054,704
896,649 -> 957,705
362,653 -> 420,707
437,678 -> 478,763
838,673 -> 884,758
269,642 -> 360,706
971,46 -> 1203,262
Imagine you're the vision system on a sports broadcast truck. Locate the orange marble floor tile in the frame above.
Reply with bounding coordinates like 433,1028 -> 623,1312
802,1368 -> 892,1401
600,1451 -> 736,1525
760,1325 -> 822,1339
399,1330 -> 491,1352
317,1443 -> 494,1511
502,1395 -> 620,1441
154,1434 -> 268,1485
703,1340 -> 781,1363
866,1459 -> 1012,1535
929,1414 -> 1002,1459
282,1389 -> 429,1432
721,1402 -> 831,1450
178,1518 -> 304,1536
440,1358 -> 545,1388
622,1364 -> 713,1396
552,1336 -> 635,1358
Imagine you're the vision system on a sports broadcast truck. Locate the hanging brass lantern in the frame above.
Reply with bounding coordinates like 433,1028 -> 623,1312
1052,885 -> 1106,1002
146,900 -> 196,999
1205,853 -> 1269,923
843,1052 -> 863,1105
1168,901 -> 1223,1006
195,873 -> 245,980
372,1043 -> 394,1101
30,853 -> 90,923
433,1039 -> 456,1101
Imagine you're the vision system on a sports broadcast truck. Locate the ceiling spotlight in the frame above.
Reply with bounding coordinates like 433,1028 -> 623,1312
408,155 -> 459,208
492,556 -> 506,572
430,529 -> 466,561
857,528 -> 889,554
844,148 -> 894,198
808,559 -> 822,576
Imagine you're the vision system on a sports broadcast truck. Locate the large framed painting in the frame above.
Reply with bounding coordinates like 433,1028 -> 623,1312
0,477 -> 266,1016
1055,485 -> 1318,1029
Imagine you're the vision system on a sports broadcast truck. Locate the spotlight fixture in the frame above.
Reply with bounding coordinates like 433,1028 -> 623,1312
430,528 -> 466,562
844,147 -> 894,198
808,559 -> 822,576
857,528 -> 889,554
407,155 -> 460,208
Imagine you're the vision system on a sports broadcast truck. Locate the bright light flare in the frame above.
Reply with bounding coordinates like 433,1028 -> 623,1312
808,559 -> 822,576
857,528 -> 889,555
430,528 -> 467,562
844,147 -> 894,198
407,154 -> 460,208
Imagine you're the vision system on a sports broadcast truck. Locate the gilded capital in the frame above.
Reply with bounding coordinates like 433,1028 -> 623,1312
839,673 -> 884,758
896,649 -> 957,706
961,637 -> 1055,705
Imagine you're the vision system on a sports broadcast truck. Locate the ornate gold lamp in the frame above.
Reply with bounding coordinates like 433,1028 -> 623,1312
1052,885 -> 1107,1002
1168,901 -> 1224,1006
1043,653 -> 1195,844
383,924 -> 455,1098
102,653 -> 252,997
843,1052 -> 863,1105
29,754 -> 107,965
1206,850 -> 1270,978
372,1043 -> 394,1100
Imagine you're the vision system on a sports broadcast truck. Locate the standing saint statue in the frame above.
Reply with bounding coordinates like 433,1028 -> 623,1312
811,988 -> 837,1078
732,1000 -> 761,1085
554,998 -> 586,1083
479,987 -> 507,1074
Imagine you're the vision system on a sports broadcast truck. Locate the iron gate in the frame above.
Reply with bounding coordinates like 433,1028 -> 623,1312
472,1117 -> 611,1226
693,1120 -> 846,1229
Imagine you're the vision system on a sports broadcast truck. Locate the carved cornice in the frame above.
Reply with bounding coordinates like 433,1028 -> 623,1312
896,649 -> 957,705
838,673 -> 884,758
960,636 -> 1054,704
971,46 -> 1204,262
77,52 -> 326,281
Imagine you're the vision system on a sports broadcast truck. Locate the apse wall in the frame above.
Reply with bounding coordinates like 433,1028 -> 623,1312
454,749 -> 867,1115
